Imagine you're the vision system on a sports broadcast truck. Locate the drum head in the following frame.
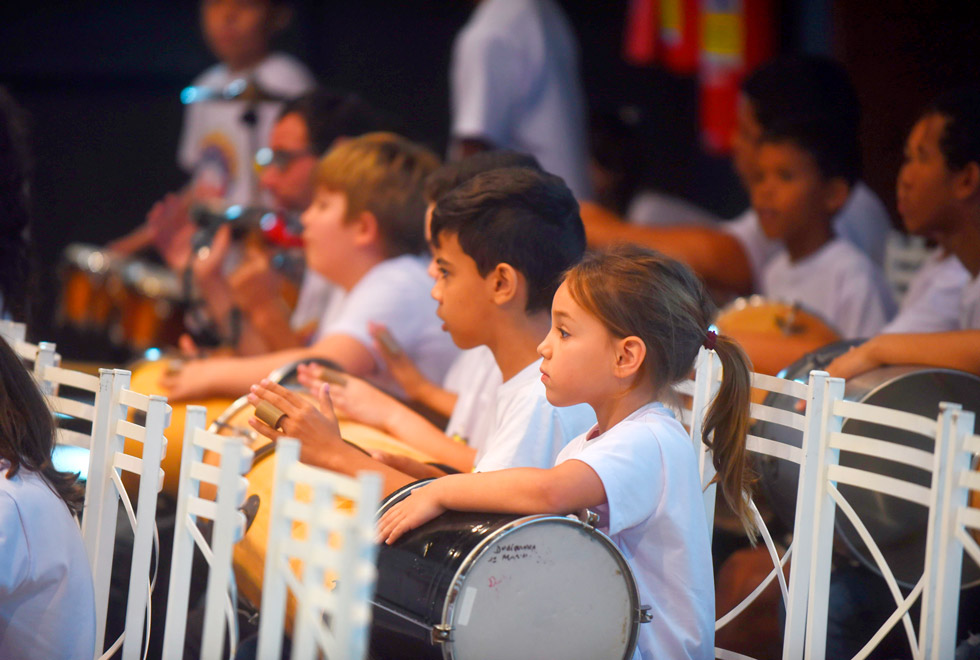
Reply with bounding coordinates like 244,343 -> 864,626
444,516 -> 640,660
758,343 -> 980,588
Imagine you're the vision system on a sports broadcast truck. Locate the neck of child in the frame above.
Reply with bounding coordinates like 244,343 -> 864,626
487,310 -> 552,382
331,249 -> 387,292
591,383 -> 658,436
944,213 -> 980,277
226,50 -> 269,75
784,221 -> 833,263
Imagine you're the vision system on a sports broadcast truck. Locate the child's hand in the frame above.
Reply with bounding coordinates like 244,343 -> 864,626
247,379 -> 344,467
368,322 -> 431,401
298,364 -> 401,431
376,483 -> 446,545
159,358 -> 218,401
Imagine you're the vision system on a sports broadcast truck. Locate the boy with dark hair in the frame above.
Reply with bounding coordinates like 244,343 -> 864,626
828,85 -> 980,380
749,115 -> 895,340
162,132 -> 459,400
248,166 -> 596,492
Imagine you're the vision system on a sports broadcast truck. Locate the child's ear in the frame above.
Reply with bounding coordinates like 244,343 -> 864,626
351,210 -> 380,248
613,336 -> 646,379
822,177 -> 850,215
953,161 -> 980,202
488,263 -> 520,306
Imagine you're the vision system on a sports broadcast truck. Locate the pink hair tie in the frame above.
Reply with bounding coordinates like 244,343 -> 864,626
703,330 -> 717,351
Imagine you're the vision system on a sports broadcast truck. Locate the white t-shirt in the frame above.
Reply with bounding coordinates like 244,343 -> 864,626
178,53 -> 315,206
762,238 -> 897,339
556,403 -> 714,660
290,269 -> 337,335
626,190 -> 720,228
443,346 -> 502,456
959,272 -> 980,329
881,250 -> 971,334
723,182 -> 893,291
451,0 -> 592,200
314,255 -> 459,394
474,358 -> 595,472
0,463 -> 95,660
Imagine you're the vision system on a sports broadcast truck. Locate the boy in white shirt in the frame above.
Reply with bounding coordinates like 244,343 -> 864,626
162,132 -> 459,400
247,167 -> 596,495
748,116 -> 896,340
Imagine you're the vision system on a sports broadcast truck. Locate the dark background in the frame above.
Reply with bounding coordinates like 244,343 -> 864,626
2,0 -> 979,357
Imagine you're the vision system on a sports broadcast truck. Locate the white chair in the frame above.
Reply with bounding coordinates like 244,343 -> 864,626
920,404 -> 978,659
255,438 -> 382,660
686,348 -> 839,660
801,380 -> 952,660
83,368 -> 171,660
161,405 -> 254,660
0,318 -> 26,344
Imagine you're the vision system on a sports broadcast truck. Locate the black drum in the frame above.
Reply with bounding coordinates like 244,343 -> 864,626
370,481 -> 647,660
758,340 -> 980,588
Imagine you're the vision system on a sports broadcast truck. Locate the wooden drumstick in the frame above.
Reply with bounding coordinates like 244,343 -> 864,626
374,327 -> 402,356
254,400 -> 287,430
318,366 -> 348,386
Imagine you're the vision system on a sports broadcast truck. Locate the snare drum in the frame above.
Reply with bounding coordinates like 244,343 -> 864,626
370,482 -> 646,660
715,296 -> 841,376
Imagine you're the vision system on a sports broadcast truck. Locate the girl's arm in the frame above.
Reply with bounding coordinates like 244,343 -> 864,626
377,460 -> 606,545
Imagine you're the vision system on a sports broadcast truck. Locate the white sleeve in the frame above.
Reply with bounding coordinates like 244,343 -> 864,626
451,30 -> 525,146
475,394 -> 564,472
832,266 -> 895,339
882,256 -> 969,334
0,490 -> 29,596
568,423 -> 662,535
720,209 -> 780,291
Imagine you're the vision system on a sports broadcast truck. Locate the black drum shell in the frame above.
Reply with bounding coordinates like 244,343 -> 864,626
757,342 -> 980,587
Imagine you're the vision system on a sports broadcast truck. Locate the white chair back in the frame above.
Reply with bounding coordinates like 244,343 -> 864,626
83,368 -> 171,660
0,318 -> 26,344
802,382 -> 951,660
255,438 -> 382,660
687,348 -> 840,660
162,405 -> 254,660
921,404 -> 978,659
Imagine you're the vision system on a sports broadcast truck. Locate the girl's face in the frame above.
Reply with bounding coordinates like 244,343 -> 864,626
537,282 -> 622,409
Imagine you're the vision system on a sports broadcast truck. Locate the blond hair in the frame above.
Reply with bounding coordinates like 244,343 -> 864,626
315,132 -> 440,257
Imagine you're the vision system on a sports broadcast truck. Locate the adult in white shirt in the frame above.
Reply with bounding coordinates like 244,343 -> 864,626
450,0 -> 592,200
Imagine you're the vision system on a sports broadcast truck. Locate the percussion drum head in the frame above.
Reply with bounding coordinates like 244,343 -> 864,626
758,343 -> 980,588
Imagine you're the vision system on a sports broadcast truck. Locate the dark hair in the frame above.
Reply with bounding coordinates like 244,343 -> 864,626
279,87 -> 388,156
743,56 -> 860,138
0,87 -> 31,321
430,167 -> 586,313
925,85 -> 980,172
759,115 -> 861,184
0,340 -> 85,515
423,150 -> 541,204
564,245 -> 756,537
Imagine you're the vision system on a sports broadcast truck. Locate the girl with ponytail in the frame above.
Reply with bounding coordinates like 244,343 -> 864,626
378,244 -> 754,660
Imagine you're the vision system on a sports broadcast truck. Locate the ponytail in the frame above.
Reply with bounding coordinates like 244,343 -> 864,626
702,335 -> 757,538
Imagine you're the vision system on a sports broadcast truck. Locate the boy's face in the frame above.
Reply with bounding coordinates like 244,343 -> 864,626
300,188 -> 356,282
749,141 -> 842,243
537,281 -> 618,409
732,95 -> 763,187
201,0 -> 276,71
259,113 -> 316,212
897,114 -> 959,238
430,231 -> 494,349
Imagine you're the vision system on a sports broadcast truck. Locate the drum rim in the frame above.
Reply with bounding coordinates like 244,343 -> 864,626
717,294 -> 842,337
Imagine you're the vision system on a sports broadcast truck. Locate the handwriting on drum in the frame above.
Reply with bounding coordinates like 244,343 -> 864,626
487,543 -> 538,563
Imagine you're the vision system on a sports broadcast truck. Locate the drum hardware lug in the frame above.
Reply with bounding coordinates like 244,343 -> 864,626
638,605 -> 653,624
576,508 -> 599,530
431,624 -> 453,643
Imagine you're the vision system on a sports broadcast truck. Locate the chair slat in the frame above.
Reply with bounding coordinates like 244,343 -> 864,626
749,402 -> 806,431
745,434 -> 802,463
826,464 -> 931,506
832,399 -> 936,439
829,432 -> 933,470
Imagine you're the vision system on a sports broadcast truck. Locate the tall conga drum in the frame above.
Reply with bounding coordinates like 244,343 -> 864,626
757,341 -> 980,588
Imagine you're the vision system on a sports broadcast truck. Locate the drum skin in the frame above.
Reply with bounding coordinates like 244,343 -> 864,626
715,296 -> 841,377
757,342 -> 980,587
125,358 -> 235,498
209,394 -> 435,627
370,483 -> 643,660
